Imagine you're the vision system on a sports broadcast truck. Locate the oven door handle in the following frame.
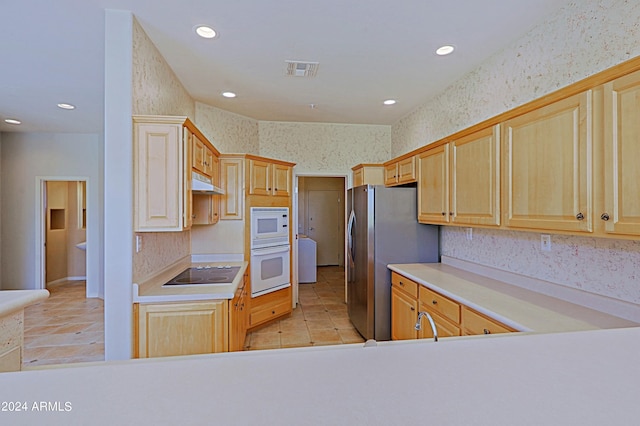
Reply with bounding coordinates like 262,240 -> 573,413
250,245 -> 290,256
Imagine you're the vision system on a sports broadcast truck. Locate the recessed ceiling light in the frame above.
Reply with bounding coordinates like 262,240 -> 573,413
383,99 -> 397,106
222,91 -> 236,98
436,45 -> 455,56
195,25 -> 217,39
4,118 -> 21,125
57,103 -> 76,110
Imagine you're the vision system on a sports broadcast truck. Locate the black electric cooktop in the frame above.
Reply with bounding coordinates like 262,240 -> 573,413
163,266 -> 241,286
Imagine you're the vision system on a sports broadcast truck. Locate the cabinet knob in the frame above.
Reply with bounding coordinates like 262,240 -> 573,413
432,300 -> 437,305
601,213 -> 610,221
214,213 -> 218,216
399,281 -> 404,286
483,329 -> 491,335
441,212 -> 446,216
576,212 -> 584,220
272,310 -> 276,315
410,306 -> 415,311
449,212 -> 453,216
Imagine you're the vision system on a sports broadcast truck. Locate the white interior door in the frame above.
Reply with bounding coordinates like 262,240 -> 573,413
307,190 -> 343,266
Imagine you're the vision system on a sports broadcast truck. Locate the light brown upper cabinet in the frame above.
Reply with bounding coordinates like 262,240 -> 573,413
220,156 -> 245,220
384,156 -> 417,186
352,164 -> 384,187
248,158 -> 292,197
503,91 -> 593,233
418,144 -> 450,224
133,116 -> 193,232
602,70 -> 640,237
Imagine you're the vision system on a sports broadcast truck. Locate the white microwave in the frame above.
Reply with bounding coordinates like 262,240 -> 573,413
250,207 -> 289,249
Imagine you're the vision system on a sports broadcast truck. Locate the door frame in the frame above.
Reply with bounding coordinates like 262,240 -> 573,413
35,176 -> 94,298
293,172 -> 349,307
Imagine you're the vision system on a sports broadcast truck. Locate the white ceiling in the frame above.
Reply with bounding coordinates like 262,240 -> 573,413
0,0 -> 572,134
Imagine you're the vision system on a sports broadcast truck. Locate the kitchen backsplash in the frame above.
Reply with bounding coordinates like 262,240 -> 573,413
441,228 -> 640,305
195,102 -> 260,154
132,18 -> 195,278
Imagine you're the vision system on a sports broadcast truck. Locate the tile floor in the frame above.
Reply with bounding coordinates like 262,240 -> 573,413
244,266 -> 364,350
22,280 -> 104,369
21,266 -> 363,368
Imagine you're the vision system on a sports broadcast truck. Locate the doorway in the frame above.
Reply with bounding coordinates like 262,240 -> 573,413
294,175 -> 347,306
36,178 -> 88,294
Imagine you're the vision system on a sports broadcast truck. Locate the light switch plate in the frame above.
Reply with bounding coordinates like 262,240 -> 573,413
541,234 -> 551,251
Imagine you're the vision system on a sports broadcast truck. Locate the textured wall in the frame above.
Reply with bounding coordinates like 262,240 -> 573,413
131,19 -> 193,282
259,121 -> 390,175
195,102 -> 259,155
392,0 -> 640,156
391,0 -> 640,305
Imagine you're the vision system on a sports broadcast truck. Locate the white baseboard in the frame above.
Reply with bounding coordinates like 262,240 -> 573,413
46,276 -> 87,286
441,256 -> 640,323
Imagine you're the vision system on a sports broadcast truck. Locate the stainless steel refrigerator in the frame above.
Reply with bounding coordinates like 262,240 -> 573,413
347,185 -> 439,341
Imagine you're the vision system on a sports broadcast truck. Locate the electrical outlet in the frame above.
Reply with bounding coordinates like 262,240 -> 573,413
136,235 -> 142,253
465,228 -> 473,241
540,234 -> 551,251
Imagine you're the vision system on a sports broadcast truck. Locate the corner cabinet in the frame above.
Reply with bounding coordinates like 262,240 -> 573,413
351,164 -> 384,187
133,116 -> 192,232
503,91 -> 593,233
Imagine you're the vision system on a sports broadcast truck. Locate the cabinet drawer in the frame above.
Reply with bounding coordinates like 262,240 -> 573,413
391,272 -> 418,298
419,286 -> 460,324
462,307 -> 514,336
250,300 -> 290,326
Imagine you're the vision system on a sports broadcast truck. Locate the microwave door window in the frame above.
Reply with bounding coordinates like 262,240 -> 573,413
257,218 -> 278,234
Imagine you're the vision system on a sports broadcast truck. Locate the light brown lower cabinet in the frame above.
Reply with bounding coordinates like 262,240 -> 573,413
249,286 -> 292,329
134,276 -> 249,358
390,272 -> 514,341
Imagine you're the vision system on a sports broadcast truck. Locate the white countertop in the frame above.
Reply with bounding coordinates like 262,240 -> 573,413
133,258 -> 248,303
2,327 -> 640,425
388,263 -> 637,332
0,290 -> 49,317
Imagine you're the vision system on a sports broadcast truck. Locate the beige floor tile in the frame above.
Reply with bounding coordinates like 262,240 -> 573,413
303,311 -> 332,322
300,304 -> 327,314
331,317 -> 357,330
252,321 -> 281,334
249,332 -> 281,350
338,328 -> 365,344
309,329 -> 342,345
305,319 -> 337,331
280,329 -> 312,348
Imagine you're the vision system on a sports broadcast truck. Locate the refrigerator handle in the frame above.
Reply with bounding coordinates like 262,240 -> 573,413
347,209 -> 356,265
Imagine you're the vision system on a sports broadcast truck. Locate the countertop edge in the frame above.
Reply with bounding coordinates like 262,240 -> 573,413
0,289 -> 50,317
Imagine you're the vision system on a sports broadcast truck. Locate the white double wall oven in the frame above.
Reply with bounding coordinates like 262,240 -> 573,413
250,207 -> 291,297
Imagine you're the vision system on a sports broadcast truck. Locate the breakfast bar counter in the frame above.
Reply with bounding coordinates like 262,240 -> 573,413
2,326 -> 640,425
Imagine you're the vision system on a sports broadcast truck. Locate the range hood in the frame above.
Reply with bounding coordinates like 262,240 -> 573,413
192,171 -> 225,195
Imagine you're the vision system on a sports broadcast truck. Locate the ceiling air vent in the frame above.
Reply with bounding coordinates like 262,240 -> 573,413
285,61 -> 319,77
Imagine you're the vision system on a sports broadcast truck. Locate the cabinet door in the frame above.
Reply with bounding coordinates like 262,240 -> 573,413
249,159 -> 271,195
353,168 -> 364,187
220,157 -> 244,220
192,135 -> 206,174
134,122 -> 183,231
272,163 -> 291,197
418,144 -> 450,224
391,286 -> 418,340
602,71 -> 640,236
182,127 -> 193,230
384,163 -> 398,186
137,301 -> 228,358
503,92 -> 593,232
397,157 -> 416,184
204,147 -> 214,177
451,125 -> 500,226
